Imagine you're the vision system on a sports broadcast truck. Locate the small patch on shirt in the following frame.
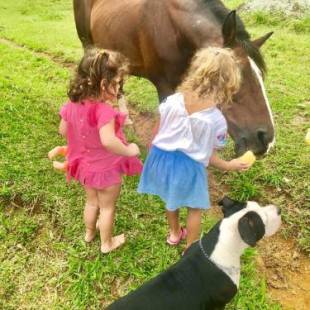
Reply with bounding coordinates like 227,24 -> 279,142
217,132 -> 228,147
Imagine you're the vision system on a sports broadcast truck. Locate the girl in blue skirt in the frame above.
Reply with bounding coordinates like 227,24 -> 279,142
138,47 -> 250,249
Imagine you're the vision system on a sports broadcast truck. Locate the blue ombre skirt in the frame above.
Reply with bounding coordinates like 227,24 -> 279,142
138,146 -> 210,211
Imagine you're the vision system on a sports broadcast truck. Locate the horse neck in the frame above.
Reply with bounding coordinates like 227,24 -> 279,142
172,0 -> 228,48
182,0 -> 249,47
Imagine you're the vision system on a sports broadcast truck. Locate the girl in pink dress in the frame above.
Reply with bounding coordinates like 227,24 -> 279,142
58,49 -> 143,253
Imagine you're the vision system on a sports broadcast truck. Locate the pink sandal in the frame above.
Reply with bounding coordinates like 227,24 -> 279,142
166,227 -> 187,246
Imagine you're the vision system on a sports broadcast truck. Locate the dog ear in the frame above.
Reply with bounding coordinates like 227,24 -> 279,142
238,211 -> 265,247
218,196 -> 234,208
218,196 -> 246,217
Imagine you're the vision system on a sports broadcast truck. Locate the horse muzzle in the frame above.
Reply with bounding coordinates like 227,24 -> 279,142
234,127 -> 275,156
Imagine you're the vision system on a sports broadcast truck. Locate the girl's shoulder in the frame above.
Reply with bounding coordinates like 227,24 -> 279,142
159,93 -> 184,113
91,100 -> 116,113
92,101 -> 126,129
95,101 -> 123,123
192,108 -> 227,138
60,100 -> 85,114
59,100 -> 118,125
195,106 -> 226,123
59,99 -> 95,118
59,100 -> 75,121
161,92 -> 183,106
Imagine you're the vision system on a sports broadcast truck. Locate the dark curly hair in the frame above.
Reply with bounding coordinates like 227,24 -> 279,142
68,48 -> 130,102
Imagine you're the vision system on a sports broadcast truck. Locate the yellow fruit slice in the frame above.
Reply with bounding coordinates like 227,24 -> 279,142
306,129 -> 310,145
238,150 -> 256,166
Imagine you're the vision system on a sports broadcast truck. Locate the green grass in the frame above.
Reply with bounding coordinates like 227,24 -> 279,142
0,41 -> 277,309
124,77 -> 158,113
0,0 -> 82,62
0,0 -> 158,111
242,11 -> 310,34
0,0 -> 309,309
225,0 -> 246,9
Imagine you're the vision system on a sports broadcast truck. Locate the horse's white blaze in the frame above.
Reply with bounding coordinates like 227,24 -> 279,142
248,57 -> 275,151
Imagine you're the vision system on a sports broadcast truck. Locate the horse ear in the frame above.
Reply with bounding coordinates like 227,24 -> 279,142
218,196 -> 235,209
252,32 -> 273,49
219,196 -> 246,217
222,10 -> 237,47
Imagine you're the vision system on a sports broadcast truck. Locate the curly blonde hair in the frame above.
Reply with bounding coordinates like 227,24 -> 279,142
68,48 -> 130,102
178,47 -> 241,105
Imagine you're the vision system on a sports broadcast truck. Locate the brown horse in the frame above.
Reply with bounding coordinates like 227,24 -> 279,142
73,0 -> 275,155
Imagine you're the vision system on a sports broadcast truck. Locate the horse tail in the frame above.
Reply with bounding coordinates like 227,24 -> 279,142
73,0 -> 93,48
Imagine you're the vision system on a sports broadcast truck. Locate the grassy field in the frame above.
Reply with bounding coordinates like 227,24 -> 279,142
0,0 -> 309,309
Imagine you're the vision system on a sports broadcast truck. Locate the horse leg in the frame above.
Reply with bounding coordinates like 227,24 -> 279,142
154,79 -> 175,103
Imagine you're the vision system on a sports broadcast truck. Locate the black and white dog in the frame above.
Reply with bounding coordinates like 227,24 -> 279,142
107,197 -> 281,310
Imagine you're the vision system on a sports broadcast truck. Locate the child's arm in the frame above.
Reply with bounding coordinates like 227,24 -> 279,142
99,119 -> 140,156
209,150 -> 250,171
118,96 -> 133,126
59,119 -> 67,137
148,118 -> 160,148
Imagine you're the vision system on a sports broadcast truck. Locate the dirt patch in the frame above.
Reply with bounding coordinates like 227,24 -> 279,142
291,115 -> 309,126
1,192 -> 42,215
128,107 -> 157,147
0,38 -> 75,70
258,235 -> 310,310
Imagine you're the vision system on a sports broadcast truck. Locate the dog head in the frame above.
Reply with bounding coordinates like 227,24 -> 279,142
218,196 -> 281,247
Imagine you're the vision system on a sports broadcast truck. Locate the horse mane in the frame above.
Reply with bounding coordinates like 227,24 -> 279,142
202,0 -> 266,75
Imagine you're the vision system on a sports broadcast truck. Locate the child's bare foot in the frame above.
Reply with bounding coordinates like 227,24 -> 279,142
101,234 -> 126,254
85,229 -> 96,243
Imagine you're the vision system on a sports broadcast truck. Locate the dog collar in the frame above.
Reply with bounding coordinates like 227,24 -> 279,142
199,238 -> 240,286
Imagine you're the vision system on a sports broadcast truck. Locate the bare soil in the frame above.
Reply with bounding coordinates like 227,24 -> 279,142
258,236 -> 310,310
129,108 -> 157,147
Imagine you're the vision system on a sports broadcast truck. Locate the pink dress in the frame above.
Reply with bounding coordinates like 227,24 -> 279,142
60,100 -> 143,189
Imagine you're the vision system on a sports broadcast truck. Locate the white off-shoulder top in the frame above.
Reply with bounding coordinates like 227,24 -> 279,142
152,93 -> 228,166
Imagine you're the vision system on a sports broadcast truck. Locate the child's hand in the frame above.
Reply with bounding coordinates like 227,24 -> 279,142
227,159 -> 250,171
127,143 -> 140,156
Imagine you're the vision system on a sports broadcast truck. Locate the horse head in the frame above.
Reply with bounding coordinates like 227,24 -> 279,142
220,11 -> 274,156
